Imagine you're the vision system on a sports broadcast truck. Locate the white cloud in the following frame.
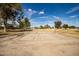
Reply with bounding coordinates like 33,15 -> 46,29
69,15 -> 77,18
53,16 -> 60,20
24,8 -> 37,19
24,9 -> 46,19
66,5 -> 79,14
39,11 -> 44,15
39,16 -> 49,18
33,10 -> 37,14
28,8 -> 32,12
28,9 -> 37,13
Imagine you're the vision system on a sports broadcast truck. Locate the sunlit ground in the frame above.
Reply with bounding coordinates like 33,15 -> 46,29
0,29 -> 79,56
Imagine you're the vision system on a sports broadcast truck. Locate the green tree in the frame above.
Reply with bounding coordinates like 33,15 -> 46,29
40,25 -> 43,29
19,17 -> 31,29
44,24 -> 51,29
0,3 -> 22,32
54,20 -> 62,29
25,17 -> 31,29
69,26 -> 76,29
63,24 -> 68,30
34,27 -> 39,29
19,20 -> 24,29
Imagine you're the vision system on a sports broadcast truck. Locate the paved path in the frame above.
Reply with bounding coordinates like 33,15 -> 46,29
0,29 -> 79,56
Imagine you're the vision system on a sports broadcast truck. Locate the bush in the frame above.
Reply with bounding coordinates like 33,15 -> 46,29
54,20 -> 62,29
69,26 -> 76,29
62,24 -> 68,29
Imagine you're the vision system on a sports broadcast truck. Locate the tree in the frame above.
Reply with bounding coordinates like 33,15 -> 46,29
54,20 -> 62,29
40,25 -> 43,29
63,24 -> 68,30
19,17 -> 31,29
25,17 -> 31,29
69,26 -> 76,29
44,24 -> 51,29
19,21 -> 24,29
0,3 -> 22,32
34,27 -> 39,29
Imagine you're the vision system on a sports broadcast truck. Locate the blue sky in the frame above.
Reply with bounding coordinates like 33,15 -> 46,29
21,3 -> 79,27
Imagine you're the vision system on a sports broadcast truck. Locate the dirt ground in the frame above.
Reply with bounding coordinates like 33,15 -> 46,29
0,29 -> 79,56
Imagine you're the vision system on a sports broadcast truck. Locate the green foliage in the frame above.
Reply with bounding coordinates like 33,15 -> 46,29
19,21 -> 24,28
0,3 -> 22,32
0,4 -> 21,20
39,24 -> 51,29
34,27 -> 39,29
54,20 -> 62,29
40,25 -> 44,29
25,18 -> 31,28
62,24 -> 69,29
19,17 -> 31,29
69,26 -> 76,29
44,24 -> 51,29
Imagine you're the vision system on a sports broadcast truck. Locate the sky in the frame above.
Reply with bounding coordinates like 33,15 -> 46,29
21,3 -> 79,27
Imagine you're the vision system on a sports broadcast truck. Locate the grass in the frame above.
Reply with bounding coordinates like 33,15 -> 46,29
57,29 -> 79,39
0,29 -> 25,36
0,28 -> 79,39
0,28 -> 32,39
0,32 -> 24,36
0,28 -> 32,34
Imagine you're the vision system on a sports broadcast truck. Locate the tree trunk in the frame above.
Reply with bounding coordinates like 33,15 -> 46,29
3,23 -> 6,32
3,20 -> 7,32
